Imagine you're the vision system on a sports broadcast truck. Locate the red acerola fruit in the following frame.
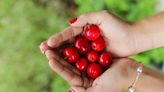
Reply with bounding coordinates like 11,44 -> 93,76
75,36 -> 90,54
91,36 -> 106,51
87,63 -> 103,79
99,51 -> 112,67
76,58 -> 88,72
84,24 -> 100,41
63,47 -> 79,63
87,50 -> 99,62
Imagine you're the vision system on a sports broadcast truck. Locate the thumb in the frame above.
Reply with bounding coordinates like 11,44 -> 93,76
70,11 -> 107,27
69,86 -> 86,92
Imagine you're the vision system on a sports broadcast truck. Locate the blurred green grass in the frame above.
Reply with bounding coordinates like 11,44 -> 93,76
0,0 -> 163,92
0,0 -> 69,92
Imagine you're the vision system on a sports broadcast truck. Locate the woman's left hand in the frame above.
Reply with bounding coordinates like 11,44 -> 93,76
68,58 -> 139,92
69,58 -> 164,92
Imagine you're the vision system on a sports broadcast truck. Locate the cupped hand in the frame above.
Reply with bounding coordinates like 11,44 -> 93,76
40,42 -> 140,92
45,49 -> 93,88
40,39 -> 138,91
69,58 -> 140,92
39,30 -> 94,88
47,11 -> 136,57
69,58 -> 164,92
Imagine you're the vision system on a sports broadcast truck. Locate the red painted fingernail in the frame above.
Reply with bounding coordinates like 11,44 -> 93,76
68,89 -> 72,92
69,18 -> 77,24
68,88 -> 75,92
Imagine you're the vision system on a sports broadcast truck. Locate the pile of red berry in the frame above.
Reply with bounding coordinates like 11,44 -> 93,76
63,24 -> 112,79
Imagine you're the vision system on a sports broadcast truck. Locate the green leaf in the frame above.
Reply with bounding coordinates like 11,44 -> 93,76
130,55 -> 150,66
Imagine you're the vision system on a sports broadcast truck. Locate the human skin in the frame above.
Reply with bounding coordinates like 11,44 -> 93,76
39,11 -> 164,92
69,58 -> 164,92
44,53 -> 164,92
130,12 -> 164,55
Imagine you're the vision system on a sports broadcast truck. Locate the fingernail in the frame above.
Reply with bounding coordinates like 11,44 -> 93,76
68,89 -> 72,92
39,44 -> 44,53
48,60 -> 51,64
69,18 -> 77,24
68,88 -> 75,92
39,46 -> 43,54
40,42 -> 50,54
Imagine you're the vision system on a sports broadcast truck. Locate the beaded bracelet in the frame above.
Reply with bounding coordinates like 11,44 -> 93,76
128,62 -> 143,92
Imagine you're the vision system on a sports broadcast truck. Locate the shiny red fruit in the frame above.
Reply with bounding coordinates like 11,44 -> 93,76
75,36 -> 90,54
76,58 -> 88,72
87,63 -> 103,79
99,51 -> 112,67
84,24 -> 100,41
91,36 -> 106,51
87,50 -> 98,62
63,47 -> 79,63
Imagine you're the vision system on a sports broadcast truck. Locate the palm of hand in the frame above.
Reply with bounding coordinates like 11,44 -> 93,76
41,43 -> 93,88
69,58 -> 137,92
100,19 -> 134,57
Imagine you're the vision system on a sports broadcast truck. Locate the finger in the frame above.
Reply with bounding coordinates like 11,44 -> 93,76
81,73 -> 93,88
110,58 -> 129,68
39,41 -> 50,54
70,11 -> 107,27
86,87 -> 96,92
47,26 -> 82,48
45,50 -> 81,75
49,58 -> 82,86
86,86 -> 101,92
70,86 -> 86,92
45,50 -> 56,60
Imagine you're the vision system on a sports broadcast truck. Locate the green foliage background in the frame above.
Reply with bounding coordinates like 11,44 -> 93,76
0,0 -> 163,92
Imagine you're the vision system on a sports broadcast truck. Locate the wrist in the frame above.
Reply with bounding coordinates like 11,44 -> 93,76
118,60 -> 141,90
124,60 -> 164,92
135,66 -> 164,92
129,21 -> 154,54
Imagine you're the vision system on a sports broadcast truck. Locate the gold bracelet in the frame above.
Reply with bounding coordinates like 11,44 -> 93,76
128,62 -> 143,92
